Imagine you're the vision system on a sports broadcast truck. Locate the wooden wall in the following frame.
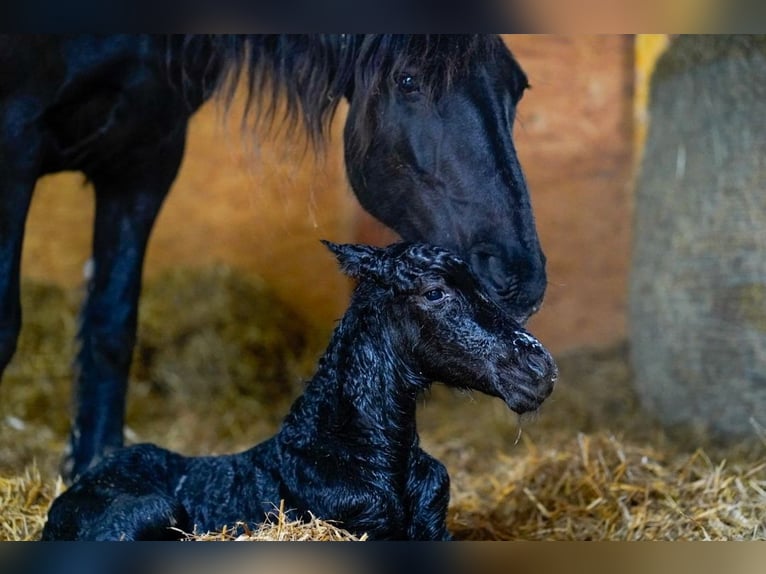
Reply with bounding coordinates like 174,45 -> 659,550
21,35 -> 636,353
496,35 -> 635,353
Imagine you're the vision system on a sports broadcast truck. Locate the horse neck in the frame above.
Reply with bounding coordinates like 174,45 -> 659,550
285,299 -> 424,458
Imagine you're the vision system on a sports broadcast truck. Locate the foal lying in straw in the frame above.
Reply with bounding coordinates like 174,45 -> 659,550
42,242 -> 557,541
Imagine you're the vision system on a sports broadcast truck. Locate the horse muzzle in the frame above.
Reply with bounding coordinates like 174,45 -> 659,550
469,244 -> 547,325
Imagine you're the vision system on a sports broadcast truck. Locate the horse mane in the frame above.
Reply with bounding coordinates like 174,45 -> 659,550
172,34 -> 505,151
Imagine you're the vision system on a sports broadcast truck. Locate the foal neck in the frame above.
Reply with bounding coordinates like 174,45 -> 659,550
285,301 -> 424,457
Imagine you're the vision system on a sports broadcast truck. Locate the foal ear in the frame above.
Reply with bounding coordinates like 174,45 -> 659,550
321,240 -> 385,280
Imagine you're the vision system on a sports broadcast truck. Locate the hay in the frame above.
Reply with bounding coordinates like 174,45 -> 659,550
0,465 -> 64,541
0,272 -> 764,541
182,501 -> 367,542
2,429 -> 762,542
447,433 -> 766,541
135,265 -> 318,406
2,281 -> 79,384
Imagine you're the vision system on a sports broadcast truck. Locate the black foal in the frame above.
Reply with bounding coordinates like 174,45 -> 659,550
41,241 -> 557,541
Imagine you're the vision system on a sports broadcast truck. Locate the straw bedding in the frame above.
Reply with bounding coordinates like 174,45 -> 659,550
0,271 -> 763,541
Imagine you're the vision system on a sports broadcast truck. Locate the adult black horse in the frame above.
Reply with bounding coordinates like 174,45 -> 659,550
0,34 -> 547,481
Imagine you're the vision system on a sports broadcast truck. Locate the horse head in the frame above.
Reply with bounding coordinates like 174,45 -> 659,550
342,35 -> 546,324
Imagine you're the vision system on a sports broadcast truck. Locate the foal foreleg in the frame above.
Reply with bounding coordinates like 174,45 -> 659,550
81,493 -> 190,541
66,131 -> 186,481
43,490 -> 190,541
44,443 -> 191,540
404,449 -> 452,541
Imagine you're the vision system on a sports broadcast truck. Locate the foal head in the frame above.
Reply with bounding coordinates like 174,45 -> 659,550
324,241 -> 556,415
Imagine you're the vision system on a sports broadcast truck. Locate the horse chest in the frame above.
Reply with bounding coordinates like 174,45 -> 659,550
37,36 -> 197,174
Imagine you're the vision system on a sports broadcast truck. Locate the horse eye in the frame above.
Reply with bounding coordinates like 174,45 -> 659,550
423,288 -> 445,302
397,74 -> 419,94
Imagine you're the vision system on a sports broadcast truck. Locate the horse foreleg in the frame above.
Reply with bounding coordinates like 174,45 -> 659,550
0,176 -> 35,378
65,130 -> 187,482
0,99 -> 40,379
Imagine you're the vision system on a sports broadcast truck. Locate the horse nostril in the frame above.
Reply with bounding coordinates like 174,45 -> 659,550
487,255 -> 510,290
470,245 -> 547,324
470,249 -> 510,292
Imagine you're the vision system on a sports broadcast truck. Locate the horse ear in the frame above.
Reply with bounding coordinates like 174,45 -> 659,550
321,240 -> 385,280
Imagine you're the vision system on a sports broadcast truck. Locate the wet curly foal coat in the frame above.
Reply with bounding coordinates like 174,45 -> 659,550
42,242 -> 557,541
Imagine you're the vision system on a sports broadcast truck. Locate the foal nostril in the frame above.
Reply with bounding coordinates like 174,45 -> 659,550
513,332 -> 557,386
525,352 -> 550,380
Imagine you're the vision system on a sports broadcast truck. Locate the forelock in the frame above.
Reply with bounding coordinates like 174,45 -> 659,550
381,243 -> 471,290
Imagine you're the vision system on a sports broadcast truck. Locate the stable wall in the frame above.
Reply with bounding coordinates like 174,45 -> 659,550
519,35 -> 634,352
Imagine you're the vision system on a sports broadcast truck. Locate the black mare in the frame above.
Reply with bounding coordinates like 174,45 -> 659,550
0,35 -> 547,481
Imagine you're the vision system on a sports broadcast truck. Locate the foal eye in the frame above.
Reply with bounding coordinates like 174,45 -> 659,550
423,288 -> 445,302
397,74 -> 419,94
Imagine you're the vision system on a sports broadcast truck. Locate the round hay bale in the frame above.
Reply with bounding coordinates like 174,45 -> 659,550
629,36 -> 766,441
